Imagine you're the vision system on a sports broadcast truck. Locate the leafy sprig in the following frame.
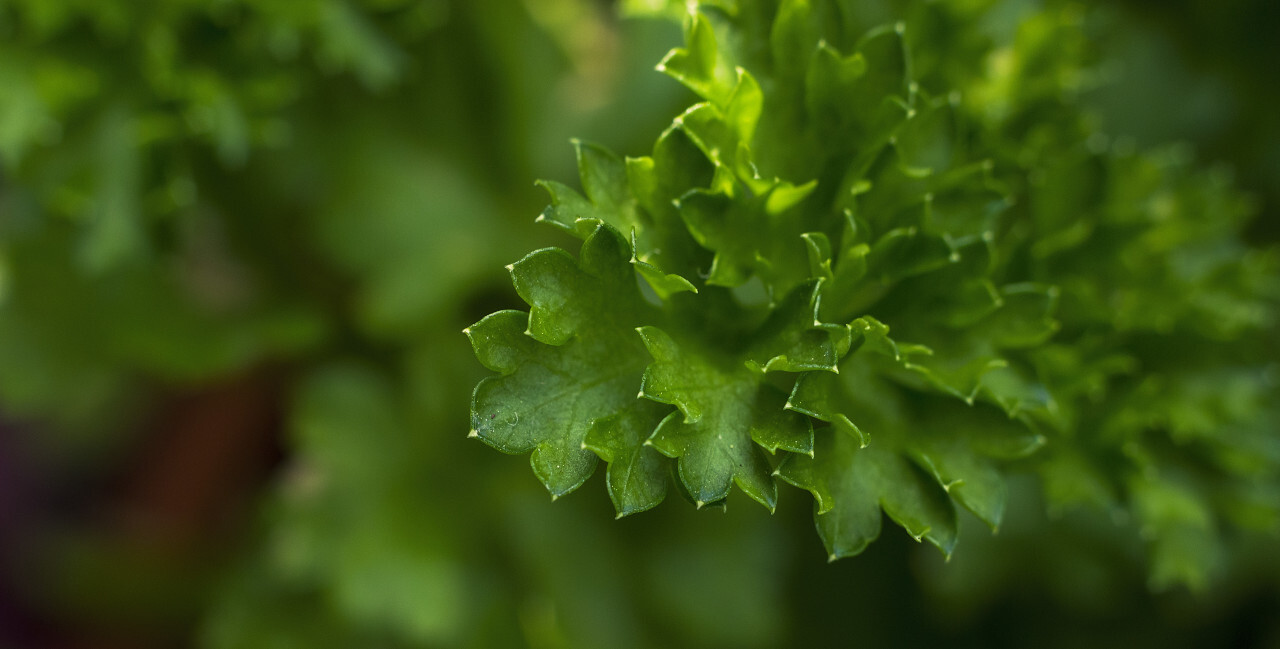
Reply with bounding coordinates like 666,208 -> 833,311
469,0 -> 1279,588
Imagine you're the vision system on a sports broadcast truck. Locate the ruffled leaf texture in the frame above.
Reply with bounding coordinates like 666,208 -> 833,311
468,0 -> 1279,588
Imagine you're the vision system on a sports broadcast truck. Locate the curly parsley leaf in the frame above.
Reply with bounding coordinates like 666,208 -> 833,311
636,281 -> 844,509
468,224 -> 659,498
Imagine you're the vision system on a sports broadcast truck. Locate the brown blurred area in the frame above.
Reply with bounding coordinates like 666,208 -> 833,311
1,368 -> 284,648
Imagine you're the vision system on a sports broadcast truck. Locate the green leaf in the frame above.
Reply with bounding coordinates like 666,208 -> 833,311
535,140 -> 638,241
674,70 -> 765,189
853,235 -> 1058,406
583,399 -> 674,518
633,258 -> 699,299
511,222 -> 650,346
627,125 -> 715,223
982,283 -> 1061,349
468,225 -> 657,498
778,428 -> 958,559
625,125 -> 715,291
657,10 -> 738,106
803,42 -> 869,142
803,23 -> 909,149
676,182 -> 817,294
909,400 -> 1046,530
542,137 -> 705,299
747,279 -> 852,372
468,310 -> 600,497
630,282 -> 843,508
786,330 -> 1043,531
636,325 -> 810,510
770,0 -> 826,81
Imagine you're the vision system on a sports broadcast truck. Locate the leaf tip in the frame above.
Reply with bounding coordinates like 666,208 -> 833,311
467,429 -> 479,439
695,500 -> 706,510
828,553 -> 839,563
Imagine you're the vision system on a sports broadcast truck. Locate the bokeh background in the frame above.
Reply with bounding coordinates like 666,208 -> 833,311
0,0 -> 1277,647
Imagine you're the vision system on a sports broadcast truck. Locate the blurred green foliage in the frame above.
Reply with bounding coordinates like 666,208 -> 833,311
0,0 -> 1277,648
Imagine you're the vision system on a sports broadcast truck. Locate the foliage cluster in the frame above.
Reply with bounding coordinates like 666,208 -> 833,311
469,0 -> 1279,591
1,0 -> 1277,647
